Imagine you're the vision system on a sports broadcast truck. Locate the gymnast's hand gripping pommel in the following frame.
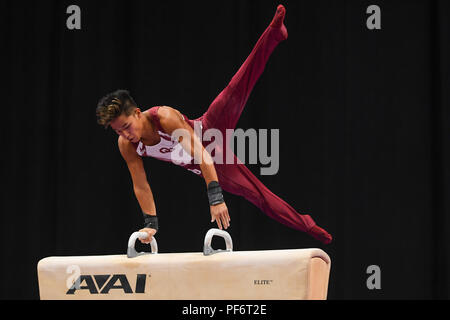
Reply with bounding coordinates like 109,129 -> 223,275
138,213 -> 158,244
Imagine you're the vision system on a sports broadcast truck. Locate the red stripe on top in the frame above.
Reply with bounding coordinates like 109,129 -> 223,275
149,106 -> 164,132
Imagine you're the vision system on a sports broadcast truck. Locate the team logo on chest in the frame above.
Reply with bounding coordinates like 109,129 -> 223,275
159,147 -> 173,154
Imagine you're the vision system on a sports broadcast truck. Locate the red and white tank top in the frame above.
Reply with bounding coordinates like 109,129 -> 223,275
132,107 -> 203,176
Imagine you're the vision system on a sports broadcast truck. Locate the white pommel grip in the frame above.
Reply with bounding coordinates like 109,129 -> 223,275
127,231 -> 158,258
203,228 -> 233,256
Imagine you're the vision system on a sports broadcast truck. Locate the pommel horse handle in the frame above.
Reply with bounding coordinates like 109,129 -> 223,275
203,228 -> 233,256
127,231 -> 158,258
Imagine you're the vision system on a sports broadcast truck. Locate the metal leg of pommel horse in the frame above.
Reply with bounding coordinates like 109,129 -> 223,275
37,228 -> 331,300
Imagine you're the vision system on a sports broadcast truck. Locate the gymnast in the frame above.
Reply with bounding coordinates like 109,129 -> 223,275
96,5 -> 332,245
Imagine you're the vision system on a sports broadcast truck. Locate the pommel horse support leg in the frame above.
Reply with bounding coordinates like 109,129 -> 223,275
37,229 -> 331,300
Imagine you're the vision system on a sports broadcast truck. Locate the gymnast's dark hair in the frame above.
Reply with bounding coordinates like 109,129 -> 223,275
96,89 -> 138,128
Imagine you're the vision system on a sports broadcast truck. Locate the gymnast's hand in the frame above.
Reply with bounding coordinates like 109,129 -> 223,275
210,202 -> 231,230
138,227 -> 157,244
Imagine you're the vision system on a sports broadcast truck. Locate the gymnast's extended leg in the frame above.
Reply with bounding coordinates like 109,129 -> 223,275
200,5 -> 332,243
202,4 -> 288,132
216,156 -> 333,244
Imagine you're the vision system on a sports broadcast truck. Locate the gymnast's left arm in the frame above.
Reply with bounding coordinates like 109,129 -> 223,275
157,106 -> 231,230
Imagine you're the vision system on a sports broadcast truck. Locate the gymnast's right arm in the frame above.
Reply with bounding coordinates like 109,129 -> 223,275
118,136 -> 157,244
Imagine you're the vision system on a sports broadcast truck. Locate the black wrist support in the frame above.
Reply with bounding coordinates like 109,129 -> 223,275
207,181 -> 225,206
143,213 -> 158,231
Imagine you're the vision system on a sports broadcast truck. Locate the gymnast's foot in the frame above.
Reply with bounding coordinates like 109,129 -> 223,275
269,4 -> 288,41
308,225 -> 333,244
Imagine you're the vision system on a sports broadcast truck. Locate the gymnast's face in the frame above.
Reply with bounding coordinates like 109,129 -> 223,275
110,109 -> 143,143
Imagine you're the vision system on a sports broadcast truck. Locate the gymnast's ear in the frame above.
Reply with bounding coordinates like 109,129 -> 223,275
134,107 -> 142,118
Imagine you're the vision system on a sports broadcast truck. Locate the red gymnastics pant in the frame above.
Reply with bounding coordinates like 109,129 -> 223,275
193,5 -> 332,244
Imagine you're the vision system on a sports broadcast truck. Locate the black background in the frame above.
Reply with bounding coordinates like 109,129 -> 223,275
1,0 -> 449,300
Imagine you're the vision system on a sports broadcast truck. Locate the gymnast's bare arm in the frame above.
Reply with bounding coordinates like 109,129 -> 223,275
157,106 -> 231,230
118,135 -> 157,243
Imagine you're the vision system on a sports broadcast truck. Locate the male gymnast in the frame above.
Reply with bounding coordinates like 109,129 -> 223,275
96,5 -> 333,245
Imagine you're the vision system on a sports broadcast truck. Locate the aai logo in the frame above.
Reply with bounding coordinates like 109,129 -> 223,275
66,274 -> 148,295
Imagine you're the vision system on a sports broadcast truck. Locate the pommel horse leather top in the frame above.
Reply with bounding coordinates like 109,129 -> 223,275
37,229 -> 331,300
